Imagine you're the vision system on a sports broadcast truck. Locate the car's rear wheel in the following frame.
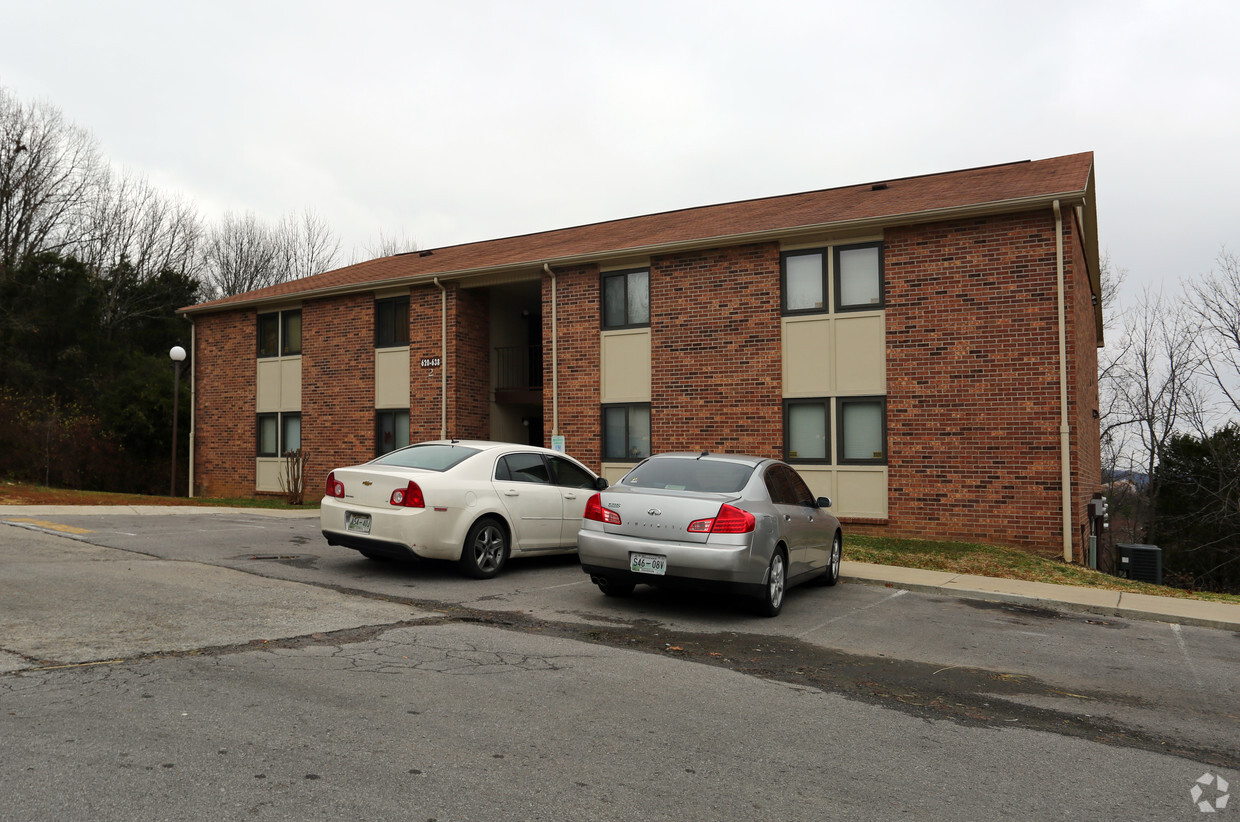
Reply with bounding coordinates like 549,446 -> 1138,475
594,576 -> 636,597
820,532 -> 842,587
755,549 -> 787,617
458,518 -> 509,579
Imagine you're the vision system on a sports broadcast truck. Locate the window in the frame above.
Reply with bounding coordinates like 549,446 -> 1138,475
835,242 -> 884,311
374,442 -> 479,470
257,314 -> 280,358
257,412 -> 300,456
601,268 -> 650,329
781,242 -> 884,314
783,399 -> 830,463
376,409 -> 409,456
781,251 -> 826,313
496,453 -> 551,484
764,463 -> 816,506
602,403 -> 651,461
281,310 -> 302,355
376,297 -> 410,347
838,397 -> 887,463
258,310 -> 302,357
549,456 -> 596,489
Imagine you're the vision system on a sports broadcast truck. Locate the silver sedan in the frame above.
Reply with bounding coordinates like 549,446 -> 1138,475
577,452 -> 842,616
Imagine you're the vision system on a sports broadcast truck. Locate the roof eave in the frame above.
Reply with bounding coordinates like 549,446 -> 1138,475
179,189 -> 1090,317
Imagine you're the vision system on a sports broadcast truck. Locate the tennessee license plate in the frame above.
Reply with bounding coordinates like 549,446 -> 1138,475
630,552 -> 667,575
346,513 -> 372,534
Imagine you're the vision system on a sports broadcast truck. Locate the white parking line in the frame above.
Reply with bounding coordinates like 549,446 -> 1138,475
797,588 -> 908,638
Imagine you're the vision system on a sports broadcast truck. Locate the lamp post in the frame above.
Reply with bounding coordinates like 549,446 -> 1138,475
169,346 -> 186,497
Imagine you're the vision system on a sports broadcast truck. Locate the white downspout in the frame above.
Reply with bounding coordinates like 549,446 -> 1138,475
434,277 -> 447,439
543,264 -> 559,437
188,319 -> 196,498
1053,200 -> 1073,563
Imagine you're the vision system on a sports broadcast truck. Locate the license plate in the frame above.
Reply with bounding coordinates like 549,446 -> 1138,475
346,513 -> 372,534
630,552 -> 667,575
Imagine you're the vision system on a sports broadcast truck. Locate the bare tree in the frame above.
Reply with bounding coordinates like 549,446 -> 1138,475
1188,248 -> 1240,421
200,210 -> 280,298
200,208 -> 342,299
1111,287 -> 1206,542
0,86 -> 104,275
359,227 -> 418,262
273,208 -> 340,282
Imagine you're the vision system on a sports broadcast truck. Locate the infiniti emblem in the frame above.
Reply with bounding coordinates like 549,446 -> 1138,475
648,508 -> 662,516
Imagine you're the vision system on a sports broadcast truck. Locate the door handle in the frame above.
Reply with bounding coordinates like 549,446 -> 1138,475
504,490 -> 520,497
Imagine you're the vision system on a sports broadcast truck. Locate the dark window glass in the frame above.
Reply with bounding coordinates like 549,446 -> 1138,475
621,457 -> 755,494
550,456 -> 595,489
373,443 -> 480,471
501,453 -> 551,484
602,404 -> 651,461
281,310 -> 302,355
258,314 -> 280,358
601,269 -> 650,329
376,297 -> 410,347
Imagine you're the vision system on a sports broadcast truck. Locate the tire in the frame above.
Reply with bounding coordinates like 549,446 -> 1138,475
595,576 -> 636,597
755,549 -> 787,617
820,531 -> 842,587
458,518 -> 509,579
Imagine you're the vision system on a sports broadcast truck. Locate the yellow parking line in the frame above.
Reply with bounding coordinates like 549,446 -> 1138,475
5,518 -> 95,535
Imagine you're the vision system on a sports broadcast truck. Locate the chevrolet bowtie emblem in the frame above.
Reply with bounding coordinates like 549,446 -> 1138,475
362,481 -> 373,486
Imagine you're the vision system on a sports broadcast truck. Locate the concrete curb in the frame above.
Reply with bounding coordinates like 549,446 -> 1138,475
841,561 -> 1240,632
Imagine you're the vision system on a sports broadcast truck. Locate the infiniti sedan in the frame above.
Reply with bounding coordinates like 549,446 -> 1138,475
322,440 -> 605,578
577,452 -> 841,616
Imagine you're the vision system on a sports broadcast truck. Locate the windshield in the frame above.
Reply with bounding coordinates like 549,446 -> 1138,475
621,457 -> 754,493
372,444 -> 480,472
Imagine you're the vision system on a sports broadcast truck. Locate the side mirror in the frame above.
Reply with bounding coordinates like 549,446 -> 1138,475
594,476 -> 610,490
817,496 -> 832,509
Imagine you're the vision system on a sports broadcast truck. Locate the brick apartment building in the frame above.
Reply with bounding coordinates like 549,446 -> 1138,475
180,152 -> 1103,561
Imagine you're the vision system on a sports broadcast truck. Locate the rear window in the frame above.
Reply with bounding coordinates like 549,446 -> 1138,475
621,457 -> 754,493
373,444 -> 480,472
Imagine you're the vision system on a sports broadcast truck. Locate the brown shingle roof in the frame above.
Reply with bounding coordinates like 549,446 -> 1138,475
183,152 -> 1094,314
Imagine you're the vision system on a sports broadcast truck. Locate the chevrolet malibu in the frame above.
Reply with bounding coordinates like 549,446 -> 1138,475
321,440 -> 605,578
577,452 -> 841,616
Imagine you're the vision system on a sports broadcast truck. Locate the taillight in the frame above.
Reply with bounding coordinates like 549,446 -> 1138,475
688,504 -> 755,534
325,471 -> 345,498
390,481 -> 425,508
583,493 -> 621,524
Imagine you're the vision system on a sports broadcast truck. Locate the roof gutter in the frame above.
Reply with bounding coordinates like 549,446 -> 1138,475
179,192 -> 1091,318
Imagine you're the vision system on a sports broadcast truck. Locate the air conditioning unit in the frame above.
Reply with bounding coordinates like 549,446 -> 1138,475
1115,543 -> 1162,585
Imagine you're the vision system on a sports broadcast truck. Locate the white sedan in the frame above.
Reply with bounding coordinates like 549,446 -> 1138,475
321,440 -> 606,578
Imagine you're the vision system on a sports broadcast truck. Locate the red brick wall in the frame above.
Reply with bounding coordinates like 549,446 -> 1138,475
192,309 -> 256,498
303,294 -> 373,490
410,285 -> 444,440
1067,212 -> 1103,555
878,210 -> 1094,553
453,287 -> 490,439
545,265 -> 601,462
651,243 -> 783,454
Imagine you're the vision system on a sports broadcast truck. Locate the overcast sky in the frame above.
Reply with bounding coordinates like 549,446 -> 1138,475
2,0 -> 1237,306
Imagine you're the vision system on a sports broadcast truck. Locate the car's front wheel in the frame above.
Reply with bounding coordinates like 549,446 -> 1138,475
820,532 -> 842,587
755,549 -> 787,617
458,518 -> 509,579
